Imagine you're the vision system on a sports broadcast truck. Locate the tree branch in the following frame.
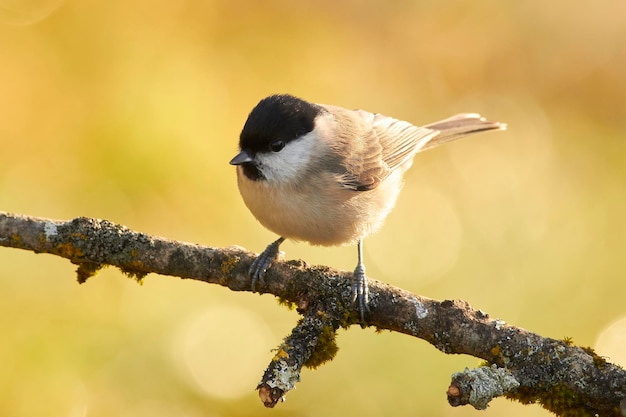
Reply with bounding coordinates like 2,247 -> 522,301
1,211 -> 624,415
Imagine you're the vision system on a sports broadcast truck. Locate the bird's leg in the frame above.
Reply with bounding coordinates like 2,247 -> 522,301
249,237 -> 285,291
352,239 -> 370,322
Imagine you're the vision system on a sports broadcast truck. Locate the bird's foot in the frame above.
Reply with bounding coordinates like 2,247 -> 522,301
250,237 -> 285,291
352,263 -> 370,323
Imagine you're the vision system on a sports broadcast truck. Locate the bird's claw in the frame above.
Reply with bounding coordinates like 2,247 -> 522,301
352,263 -> 370,323
249,237 -> 285,291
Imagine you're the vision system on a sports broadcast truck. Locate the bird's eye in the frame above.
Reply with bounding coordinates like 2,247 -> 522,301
270,140 -> 285,152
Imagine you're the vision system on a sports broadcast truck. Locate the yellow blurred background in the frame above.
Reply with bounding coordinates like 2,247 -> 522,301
1,1 -> 625,416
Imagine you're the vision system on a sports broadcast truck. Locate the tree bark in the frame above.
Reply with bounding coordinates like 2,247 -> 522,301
1,211 -> 624,416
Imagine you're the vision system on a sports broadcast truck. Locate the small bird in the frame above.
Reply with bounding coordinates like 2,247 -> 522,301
230,94 -> 505,322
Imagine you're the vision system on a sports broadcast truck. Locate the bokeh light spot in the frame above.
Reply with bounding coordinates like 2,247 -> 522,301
595,316 -> 626,367
171,305 -> 275,400
0,0 -> 64,25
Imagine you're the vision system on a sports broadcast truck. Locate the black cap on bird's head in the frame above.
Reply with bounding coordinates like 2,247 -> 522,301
230,94 -> 323,180
238,94 -> 322,154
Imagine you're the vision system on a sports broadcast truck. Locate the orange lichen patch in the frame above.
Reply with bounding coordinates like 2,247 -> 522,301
220,257 -> 238,275
273,346 -> 290,361
54,242 -> 85,259
10,234 -> 23,247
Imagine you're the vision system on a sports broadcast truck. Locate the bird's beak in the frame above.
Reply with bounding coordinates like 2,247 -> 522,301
229,149 -> 254,165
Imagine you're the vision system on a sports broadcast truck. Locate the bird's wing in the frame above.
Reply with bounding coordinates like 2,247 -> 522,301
332,109 -> 437,191
325,108 -> 505,191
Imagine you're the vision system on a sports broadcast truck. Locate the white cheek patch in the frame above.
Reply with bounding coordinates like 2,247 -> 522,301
256,130 -> 321,184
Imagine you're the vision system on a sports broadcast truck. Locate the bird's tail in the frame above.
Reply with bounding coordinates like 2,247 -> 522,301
421,113 -> 506,152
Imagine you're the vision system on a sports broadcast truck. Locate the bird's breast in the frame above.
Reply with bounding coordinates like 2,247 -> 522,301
236,167 -> 403,246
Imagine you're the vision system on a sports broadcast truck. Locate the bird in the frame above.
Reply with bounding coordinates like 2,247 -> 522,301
230,94 -> 505,322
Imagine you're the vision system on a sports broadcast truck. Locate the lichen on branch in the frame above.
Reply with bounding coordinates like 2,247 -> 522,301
1,211 -> 624,415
